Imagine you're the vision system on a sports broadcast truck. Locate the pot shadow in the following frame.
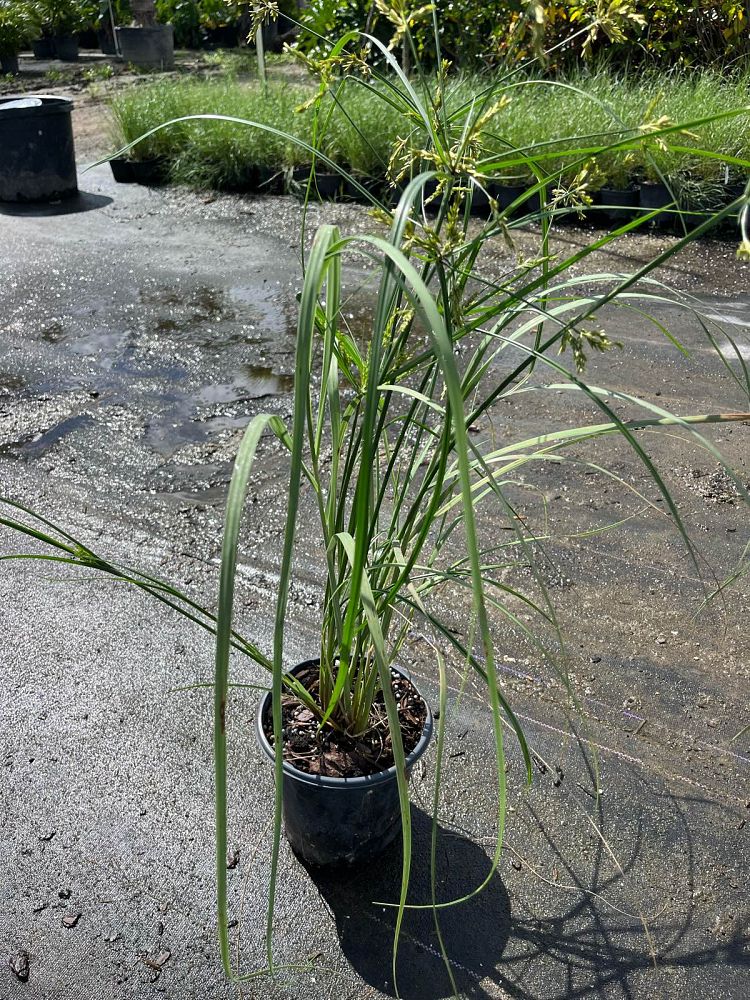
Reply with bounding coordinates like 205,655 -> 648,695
304,806 -> 510,999
0,191 -> 112,216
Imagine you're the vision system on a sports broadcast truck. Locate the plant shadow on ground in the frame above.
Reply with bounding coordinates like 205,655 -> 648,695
305,806 -> 512,999
0,191 -> 113,216
306,777 -> 749,999
494,764 -> 750,1000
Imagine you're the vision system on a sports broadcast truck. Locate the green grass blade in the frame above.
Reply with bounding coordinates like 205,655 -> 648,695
214,412 -> 277,978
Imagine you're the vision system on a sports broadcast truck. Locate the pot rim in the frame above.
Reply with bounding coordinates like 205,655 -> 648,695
255,657 -> 434,789
115,25 -> 175,35
0,95 -> 73,121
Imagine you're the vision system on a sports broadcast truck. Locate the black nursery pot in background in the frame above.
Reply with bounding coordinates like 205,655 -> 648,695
639,181 -> 675,229
342,175 -> 383,203
254,165 -> 283,195
255,660 -> 434,867
490,182 -> 541,218
291,167 -> 343,200
724,182 -> 747,220
109,158 -> 135,183
98,26 -> 117,56
598,187 -> 639,224
109,157 -> 167,186
469,181 -> 492,217
129,158 -> 167,185
53,34 -> 79,61
116,25 -> 175,70
0,53 -> 19,75
32,37 -> 55,59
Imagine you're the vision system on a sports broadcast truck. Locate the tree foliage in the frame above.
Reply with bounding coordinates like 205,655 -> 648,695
297,0 -> 750,68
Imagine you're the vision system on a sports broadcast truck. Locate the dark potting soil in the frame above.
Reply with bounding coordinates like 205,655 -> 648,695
263,665 -> 428,779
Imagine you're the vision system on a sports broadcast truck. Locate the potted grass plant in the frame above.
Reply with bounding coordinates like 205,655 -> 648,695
638,138 -> 680,229
107,82 -> 175,183
673,171 -> 729,233
597,149 -> 639,222
3,6 -> 750,993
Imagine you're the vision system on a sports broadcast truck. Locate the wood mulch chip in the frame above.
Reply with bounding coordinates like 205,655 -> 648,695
263,664 -> 428,779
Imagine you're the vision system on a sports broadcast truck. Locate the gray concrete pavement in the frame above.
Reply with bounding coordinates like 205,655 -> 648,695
1,166 -> 749,999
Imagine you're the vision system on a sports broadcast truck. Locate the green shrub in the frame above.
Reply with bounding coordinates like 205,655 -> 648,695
35,0 -> 98,35
0,1 -> 39,56
298,0 -> 750,69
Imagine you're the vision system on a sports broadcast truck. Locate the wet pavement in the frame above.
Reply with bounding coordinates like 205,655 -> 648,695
1,165 -> 749,999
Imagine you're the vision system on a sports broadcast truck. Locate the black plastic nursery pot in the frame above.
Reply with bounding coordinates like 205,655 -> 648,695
32,37 -> 55,59
109,158 -> 136,183
639,181 -> 675,229
342,176 -> 382,204
0,52 -> 19,74
53,34 -> 79,61
203,25 -> 239,48
723,182 -> 747,222
78,28 -> 99,48
215,165 -> 282,195
116,25 -> 175,70
291,167 -> 343,200
0,96 -> 77,202
108,157 -> 166,186
129,158 -> 168,185
255,660 -> 434,867
490,183 -> 541,218
598,187 -> 639,224
255,165 -> 283,195
98,26 -> 117,56
469,184 -> 492,217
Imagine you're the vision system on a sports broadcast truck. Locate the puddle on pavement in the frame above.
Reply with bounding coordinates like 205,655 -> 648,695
138,283 -> 293,348
199,366 -> 294,403
143,364 -> 293,458
140,284 -> 227,318
148,461 -> 233,504
141,285 -> 235,340
5,278 -> 303,487
0,413 -> 94,459
145,406 -> 245,457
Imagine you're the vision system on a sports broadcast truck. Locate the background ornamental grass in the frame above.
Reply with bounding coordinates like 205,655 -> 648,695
109,67 -> 750,204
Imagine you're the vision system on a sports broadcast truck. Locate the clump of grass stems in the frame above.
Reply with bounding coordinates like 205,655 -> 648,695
6,11 -> 750,999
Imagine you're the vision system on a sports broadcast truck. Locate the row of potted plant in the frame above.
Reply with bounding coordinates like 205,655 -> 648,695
0,0 -> 174,68
106,69 -> 750,230
0,0 -> 98,68
108,151 -> 746,230
0,0 -> 38,72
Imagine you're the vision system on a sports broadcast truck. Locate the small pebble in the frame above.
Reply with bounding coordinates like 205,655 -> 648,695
9,950 -> 30,982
